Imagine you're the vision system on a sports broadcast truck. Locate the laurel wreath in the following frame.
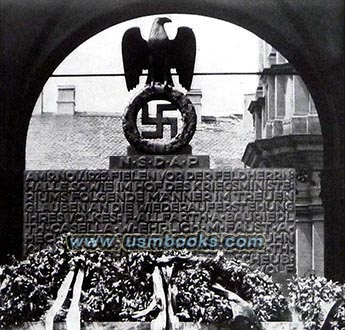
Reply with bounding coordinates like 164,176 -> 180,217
122,85 -> 197,154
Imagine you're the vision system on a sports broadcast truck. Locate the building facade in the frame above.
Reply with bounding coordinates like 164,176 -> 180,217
242,41 -> 324,276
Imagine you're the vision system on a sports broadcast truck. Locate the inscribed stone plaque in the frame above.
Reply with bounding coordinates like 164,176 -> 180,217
109,155 -> 210,169
24,168 -> 296,275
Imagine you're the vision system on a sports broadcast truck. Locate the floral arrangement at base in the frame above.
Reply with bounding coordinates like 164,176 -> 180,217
0,237 -> 289,328
0,236 -> 344,330
79,251 -> 155,322
0,238 -> 68,327
169,252 -> 290,324
288,275 -> 345,330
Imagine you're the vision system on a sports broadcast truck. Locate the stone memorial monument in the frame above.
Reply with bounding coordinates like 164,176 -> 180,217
24,18 -> 296,279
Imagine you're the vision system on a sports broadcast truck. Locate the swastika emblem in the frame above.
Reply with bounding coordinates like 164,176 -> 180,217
123,85 -> 196,154
141,103 -> 178,139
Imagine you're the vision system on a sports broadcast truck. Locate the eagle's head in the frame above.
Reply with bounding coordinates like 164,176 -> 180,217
155,17 -> 172,25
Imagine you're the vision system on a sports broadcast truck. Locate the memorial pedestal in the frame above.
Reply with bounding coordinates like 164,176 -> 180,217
24,165 -> 296,278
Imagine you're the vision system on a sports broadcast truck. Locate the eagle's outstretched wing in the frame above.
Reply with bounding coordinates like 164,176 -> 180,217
170,27 -> 196,91
122,28 -> 148,91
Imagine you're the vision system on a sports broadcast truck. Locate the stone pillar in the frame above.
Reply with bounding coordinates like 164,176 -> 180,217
272,75 -> 286,136
295,169 -> 324,276
296,218 -> 313,276
294,77 -> 309,115
307,95 -> 321,134
254,110 -> 263,140
283,76 -> 294,134
242,136 -> 324,277
262,76 -> 276,139
312,219 -> 324,275
267,76 -> 275,121
290,77 -> 309,134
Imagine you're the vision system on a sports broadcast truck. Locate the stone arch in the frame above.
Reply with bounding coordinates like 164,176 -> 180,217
1,0 -> 343,280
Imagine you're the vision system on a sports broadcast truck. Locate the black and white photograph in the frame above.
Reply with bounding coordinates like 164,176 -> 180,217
0,1 -> 344,329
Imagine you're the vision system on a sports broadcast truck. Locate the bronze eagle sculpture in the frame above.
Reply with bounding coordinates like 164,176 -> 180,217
122,17 -> 196,91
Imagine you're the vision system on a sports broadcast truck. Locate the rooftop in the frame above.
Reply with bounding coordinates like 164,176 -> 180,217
26,114 -> 254,170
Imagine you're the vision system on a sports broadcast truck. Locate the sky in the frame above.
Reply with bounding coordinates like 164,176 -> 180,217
52,14 -> 262,116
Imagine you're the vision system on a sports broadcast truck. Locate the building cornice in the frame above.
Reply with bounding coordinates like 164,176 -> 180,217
242,135 -> 323,169
261,63 -> 297,76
